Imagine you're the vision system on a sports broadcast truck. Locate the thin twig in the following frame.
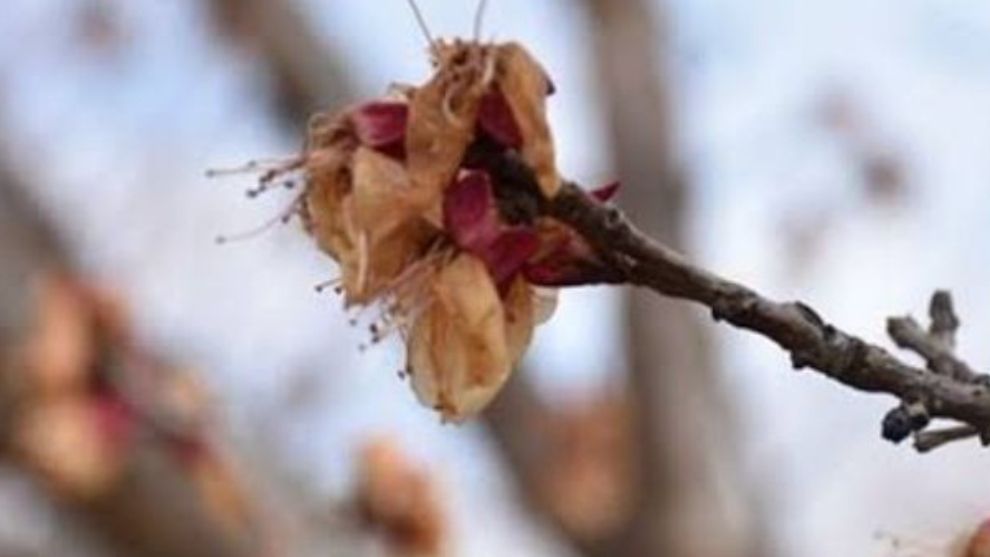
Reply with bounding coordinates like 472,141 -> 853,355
479,148 -> 990,451
888,301 -> 981,383
914,426 -> 978,452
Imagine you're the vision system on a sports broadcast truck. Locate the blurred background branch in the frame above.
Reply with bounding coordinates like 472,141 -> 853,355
574,1 -> 763,555
206,0 -> 354,124
0,148 -> 260,557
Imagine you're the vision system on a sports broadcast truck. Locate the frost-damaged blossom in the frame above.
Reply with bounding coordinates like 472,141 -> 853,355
254,41 -> 618,421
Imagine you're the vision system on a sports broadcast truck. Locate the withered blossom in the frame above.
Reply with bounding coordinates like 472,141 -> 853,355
251,41 -> 617,421
13,274 -> 257,529
356,438 -> 447,557
15,274 -> 136,499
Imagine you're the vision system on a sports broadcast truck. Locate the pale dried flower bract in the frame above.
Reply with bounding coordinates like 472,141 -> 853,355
241,39 -> 616,421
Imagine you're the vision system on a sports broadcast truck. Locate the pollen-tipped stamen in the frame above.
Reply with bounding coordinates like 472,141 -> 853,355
214,194 -> 304,245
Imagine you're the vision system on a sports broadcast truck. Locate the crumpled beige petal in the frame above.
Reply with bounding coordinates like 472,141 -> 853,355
496,42 -> 560,197
532,286 -> 559,325
407,253 -> 510,421
305,135 -> 437,305
345,148 -> 436,305
303,115 -> 355,261
406,41 -> 495,208
503,277 -> 536,365
350,147 -> 418,239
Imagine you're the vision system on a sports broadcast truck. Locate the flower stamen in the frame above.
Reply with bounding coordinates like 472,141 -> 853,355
214,194 -> 304,245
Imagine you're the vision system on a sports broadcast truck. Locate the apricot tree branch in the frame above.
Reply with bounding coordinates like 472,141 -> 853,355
887,292 -> 978,383
485,150 -> 990,451
913,426 -> 978,453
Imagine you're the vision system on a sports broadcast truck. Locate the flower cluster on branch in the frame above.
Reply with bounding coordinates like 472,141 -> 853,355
240,37 -> 990,450
487,151 -> 990,452
251,40 -> 617,421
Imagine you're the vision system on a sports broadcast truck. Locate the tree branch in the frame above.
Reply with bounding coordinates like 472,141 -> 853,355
206,0 -> 354,124
485,150 -> 990,451
887,292 -> 979,383
576,1 -> 763,555
913,426 -> 978,453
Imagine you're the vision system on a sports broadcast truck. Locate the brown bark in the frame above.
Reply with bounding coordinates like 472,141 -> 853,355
489,3 -> 761,554
481,146 -> 990,454
581,1 -> 757,555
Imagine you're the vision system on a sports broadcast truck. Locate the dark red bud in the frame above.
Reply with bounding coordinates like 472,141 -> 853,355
444,170 -> 541,291
484,228 -> 540,290
351,102 -> 408,157
591,181 -> 620,203
444,170 -> 501,251
523,221 -> 623,287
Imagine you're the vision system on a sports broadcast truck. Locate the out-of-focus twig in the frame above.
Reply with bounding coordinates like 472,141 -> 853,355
206,0 -> 355,124
354,438 -> 447,557
487,379 -> 637,556
572,1 -> 764,556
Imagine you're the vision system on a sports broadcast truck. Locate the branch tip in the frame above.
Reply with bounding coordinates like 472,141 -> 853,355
480,150 -> 990,453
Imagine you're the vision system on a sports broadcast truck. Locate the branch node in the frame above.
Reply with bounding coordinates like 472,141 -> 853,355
794,301 -> 826,330
913,426 -> 977,452
821,331 -> 868,382
710,290 -> 756,323
710,296 -> 732,323
485,151 -> 990,453
603,206 -> 624,230
882,402 -> 929,444
790,351 -> 813,371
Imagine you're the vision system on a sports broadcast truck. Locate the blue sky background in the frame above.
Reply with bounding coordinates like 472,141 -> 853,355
2,1 -> 990,555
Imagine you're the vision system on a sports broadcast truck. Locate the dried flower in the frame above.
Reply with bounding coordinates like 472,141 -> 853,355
301,103 -> 438,306
247,40 -> 616,420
